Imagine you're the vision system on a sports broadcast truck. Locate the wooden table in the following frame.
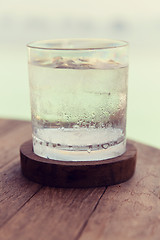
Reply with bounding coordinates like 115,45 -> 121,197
0,119 -> 160,240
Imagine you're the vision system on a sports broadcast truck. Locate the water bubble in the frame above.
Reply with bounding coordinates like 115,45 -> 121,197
102,143 -> 109,149
84,114 -> 87,119
109,141 -> 115,146
78,119 -> 83,126
82,120 -> 86,126
87,145 -> 92,153
73,124 -> 79,129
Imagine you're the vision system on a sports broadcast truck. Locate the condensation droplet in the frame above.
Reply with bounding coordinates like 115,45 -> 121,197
87,149 -> 91,153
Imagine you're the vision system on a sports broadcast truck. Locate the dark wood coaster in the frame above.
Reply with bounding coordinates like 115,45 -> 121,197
20,140 -> 137,188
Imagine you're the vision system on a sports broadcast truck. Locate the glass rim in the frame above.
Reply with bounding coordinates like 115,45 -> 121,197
27,38 -> 128,51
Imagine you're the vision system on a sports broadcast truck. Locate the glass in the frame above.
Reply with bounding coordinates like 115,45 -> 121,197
27,39 -> 129,161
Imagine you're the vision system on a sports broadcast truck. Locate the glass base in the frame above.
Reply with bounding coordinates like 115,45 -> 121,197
33,134 -> 126,161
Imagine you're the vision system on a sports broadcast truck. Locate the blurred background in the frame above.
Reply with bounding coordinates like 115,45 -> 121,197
0,0 -> 160,148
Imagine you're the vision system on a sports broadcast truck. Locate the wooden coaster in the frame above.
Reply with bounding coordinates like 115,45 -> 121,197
20,140 -> 137,188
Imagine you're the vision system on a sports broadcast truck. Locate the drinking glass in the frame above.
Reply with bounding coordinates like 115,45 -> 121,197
27,39 -> 128,161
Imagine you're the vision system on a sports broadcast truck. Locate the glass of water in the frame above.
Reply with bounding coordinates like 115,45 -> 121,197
27,39 -> 128,161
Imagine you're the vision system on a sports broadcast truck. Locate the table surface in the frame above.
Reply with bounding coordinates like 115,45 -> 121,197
0,119 -> 160,240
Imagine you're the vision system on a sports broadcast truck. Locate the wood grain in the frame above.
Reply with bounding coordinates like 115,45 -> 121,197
0,120 -> 42,228
0,121 -> 31,168
0,161 -> 41,227
78,141 -> 160,240
0,119 -> 160,240
0,119 -> 28,136
0,186 -> 106,240
20,140 -> 136,188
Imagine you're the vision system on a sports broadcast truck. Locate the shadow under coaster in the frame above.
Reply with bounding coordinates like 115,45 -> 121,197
20,140 -> 137,188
